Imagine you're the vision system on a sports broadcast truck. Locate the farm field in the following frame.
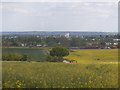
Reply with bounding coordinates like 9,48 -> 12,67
2,49 -> 119,88
2,47 -> 46,61
65,49 -> 118,64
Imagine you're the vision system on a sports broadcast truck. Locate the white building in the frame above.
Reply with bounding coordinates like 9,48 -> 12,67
113,43 -> 118,45
63,60 -> 70,63
65,33 -> 70,38
36,44 -> 42,47
106,42 -> 112,46
113,39 -> 120,41
21,43 -> 26,47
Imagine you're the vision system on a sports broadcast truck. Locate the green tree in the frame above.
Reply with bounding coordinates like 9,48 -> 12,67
70,38 -> 86,47
49,46 -> 69,62
2,54 -> 8,61
100,42 -> 106,49
5,53 -> 22,61
58,36 -> 70,47
21,54 -> 30,61
46,55 -> 55,62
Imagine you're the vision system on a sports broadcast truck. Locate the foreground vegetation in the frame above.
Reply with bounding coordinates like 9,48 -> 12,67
2,49 -> 118,88
2,62 -> 118,88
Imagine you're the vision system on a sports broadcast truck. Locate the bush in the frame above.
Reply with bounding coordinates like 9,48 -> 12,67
21,54 -> 32,61
6,53 -> 22,61
46,55 -> 55,62
2,53 -> 31,61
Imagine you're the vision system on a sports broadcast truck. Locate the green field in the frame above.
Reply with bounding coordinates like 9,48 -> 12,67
2,49 -> 119,88
2,47 -> 46,61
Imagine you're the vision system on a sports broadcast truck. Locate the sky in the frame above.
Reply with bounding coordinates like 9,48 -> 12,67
0,1 -> 118,32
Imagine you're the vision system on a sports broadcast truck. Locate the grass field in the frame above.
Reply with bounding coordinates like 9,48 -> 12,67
2,47 -> 46,61
2,49 -> 118,88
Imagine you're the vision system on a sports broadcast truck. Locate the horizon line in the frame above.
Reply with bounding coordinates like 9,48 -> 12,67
1,30 -> 118,33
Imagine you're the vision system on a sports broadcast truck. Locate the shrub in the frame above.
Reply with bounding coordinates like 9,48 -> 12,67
2,53 -> 31,61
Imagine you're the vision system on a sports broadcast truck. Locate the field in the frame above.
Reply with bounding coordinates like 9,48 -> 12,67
2,47 -> 46,61
2,49 -> 118,88
65,49 -> 118,64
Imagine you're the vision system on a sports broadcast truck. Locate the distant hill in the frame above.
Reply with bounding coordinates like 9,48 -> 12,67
1,31 -> 118,36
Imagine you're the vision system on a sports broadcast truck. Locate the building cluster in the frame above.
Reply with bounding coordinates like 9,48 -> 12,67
2,33 -> 120,49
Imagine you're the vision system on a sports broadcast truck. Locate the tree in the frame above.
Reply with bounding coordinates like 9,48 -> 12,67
2,54 -> 8,61
100,42 -> 106,49
46,55 -> 55,62
49,46 -> 69,62
58,36 -> 70,47
70,38 -> 86,47
21,54 -> 30,61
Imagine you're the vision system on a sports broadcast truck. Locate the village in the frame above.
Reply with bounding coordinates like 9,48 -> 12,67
2,32 -> 120,49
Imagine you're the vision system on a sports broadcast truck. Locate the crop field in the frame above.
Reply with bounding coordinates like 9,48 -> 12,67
65,49 -> 118,64
2,49 -> 119,88
2,48 -> 46,61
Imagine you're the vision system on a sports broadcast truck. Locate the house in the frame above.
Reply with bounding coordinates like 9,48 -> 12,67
85,42 -> 92,46
113,43 -> 118,45
113,39 -> 120,42
63,60 -> 71,63
106,42 -> 112,46
63,59 -> 77,63
36,44 -> 42,47
21,44 -> 24,47
110,46 -> 117,49
107,47 -> 111,49
21,43 -> 26,47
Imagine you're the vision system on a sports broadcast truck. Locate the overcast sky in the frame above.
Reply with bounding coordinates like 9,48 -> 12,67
0,1 -> 118,32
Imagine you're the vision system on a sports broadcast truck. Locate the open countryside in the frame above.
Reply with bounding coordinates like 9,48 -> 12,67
1,2 -> 119,88
2,48 -> 118,88
2,47 -> 118,63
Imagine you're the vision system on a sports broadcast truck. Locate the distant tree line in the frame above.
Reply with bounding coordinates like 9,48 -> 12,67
2,34 -> 120,48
